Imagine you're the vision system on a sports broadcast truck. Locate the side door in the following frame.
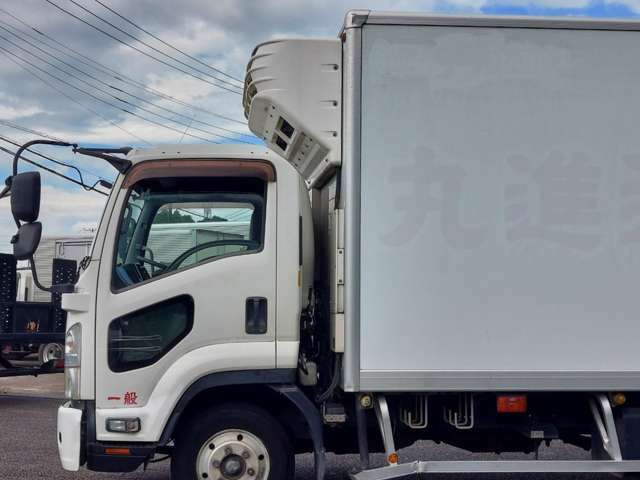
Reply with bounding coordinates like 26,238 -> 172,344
93,162 -> 277,440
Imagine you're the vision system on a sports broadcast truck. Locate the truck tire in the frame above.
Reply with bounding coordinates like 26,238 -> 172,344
171,403 -> 294,480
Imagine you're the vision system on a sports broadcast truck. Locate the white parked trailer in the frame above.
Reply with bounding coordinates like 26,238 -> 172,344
30,236 -> 93,302
147,221 -> 249,265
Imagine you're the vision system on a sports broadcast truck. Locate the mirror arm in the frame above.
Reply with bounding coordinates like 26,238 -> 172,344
28,256 -> 74,294
4,138 -> 131,294
10,139 -> 132,180
13,140 -> 74,176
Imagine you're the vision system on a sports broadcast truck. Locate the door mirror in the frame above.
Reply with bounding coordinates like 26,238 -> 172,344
11,171 -> 41,223
11,222 -> 42,260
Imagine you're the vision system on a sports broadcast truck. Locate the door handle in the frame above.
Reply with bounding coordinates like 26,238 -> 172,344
245,297 -> 267,334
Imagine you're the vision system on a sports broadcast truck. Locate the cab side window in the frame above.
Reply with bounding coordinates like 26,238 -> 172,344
108,295 -> 193,372
112,176 -> 266,291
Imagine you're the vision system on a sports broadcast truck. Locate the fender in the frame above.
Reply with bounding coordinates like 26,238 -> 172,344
270,384 -> 326,480
158,368 -> 295,444
157,369 -> 326,480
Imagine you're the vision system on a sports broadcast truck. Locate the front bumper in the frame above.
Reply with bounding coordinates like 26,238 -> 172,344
57,400 -> 156,473
57,402 -> 83,471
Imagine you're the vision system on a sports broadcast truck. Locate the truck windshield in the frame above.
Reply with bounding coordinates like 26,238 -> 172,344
112,176 -> 265,290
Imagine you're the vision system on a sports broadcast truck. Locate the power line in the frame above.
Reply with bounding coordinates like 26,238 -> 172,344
0,22 -> 255,141
44,0 -> 243,95
0,7 -> 247,125
0,145 -> 108,196
69,0 -> 242,90
70,0 -> 242,90
0,119 -> 65,142
0,45 -> 221,145
0,41 -> 222,144
92,0 -> 243,84
107,83 -> 254,140
176,208 -> 206,220
0,29 -> 253,144
0,49 -> 151,146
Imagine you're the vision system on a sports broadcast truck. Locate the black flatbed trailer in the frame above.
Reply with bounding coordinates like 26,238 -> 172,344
0,355 -> 63,377
0,253 -> 74,377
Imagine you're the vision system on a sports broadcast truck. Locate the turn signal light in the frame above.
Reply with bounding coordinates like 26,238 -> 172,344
497,395 -> 527,413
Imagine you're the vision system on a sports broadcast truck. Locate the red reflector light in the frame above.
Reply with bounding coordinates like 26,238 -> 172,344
497,395 -> 527,413
105,448 -> 131,456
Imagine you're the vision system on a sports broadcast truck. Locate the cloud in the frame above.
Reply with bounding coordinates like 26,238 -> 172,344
2,0 -> 638,148
486,0 -> 591,6
479,0 -> 640,14
1,0 -> 639,253
0,105 -> 41,120
607,0 -> 640,11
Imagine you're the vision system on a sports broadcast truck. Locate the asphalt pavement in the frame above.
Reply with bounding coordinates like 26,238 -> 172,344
0,376 -> 629,480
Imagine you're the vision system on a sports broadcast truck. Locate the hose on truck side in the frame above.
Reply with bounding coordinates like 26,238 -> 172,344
316,353 -> 342,403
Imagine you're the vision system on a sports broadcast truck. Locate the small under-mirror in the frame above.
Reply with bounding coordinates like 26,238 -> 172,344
12,222 -> 42,260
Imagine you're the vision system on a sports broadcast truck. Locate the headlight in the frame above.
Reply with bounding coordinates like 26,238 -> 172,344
64,323 -> 81,399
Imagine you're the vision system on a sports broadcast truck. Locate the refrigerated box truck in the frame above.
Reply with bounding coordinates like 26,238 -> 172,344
1,10 -> 635,480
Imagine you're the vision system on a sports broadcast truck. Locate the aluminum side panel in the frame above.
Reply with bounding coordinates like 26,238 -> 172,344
358,24 -> 640,389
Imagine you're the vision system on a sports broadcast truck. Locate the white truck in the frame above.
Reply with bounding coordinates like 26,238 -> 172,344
4,10 -> 640,480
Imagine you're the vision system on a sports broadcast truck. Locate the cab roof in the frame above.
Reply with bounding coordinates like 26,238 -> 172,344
127,143 -> 284,166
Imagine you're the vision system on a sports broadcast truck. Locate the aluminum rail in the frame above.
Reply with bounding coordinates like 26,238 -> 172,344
351,460 -> 640,480
353,394 -> 637,479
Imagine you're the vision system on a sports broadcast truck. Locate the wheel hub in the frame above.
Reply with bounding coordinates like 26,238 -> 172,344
41,343 -> 62,363
197,430 -> 270,480
220,453 -> 245,478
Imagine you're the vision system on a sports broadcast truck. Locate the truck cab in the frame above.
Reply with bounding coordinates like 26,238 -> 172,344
57,144 -> 314,477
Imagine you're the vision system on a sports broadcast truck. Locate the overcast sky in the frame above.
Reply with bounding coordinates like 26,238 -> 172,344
1,0 -> 639,253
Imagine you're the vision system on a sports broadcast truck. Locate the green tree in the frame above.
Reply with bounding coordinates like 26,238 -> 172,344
154,209 -> 195,224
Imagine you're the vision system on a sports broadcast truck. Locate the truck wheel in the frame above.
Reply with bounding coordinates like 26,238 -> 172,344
38,343 -> 63,364
171,403 -> 294,480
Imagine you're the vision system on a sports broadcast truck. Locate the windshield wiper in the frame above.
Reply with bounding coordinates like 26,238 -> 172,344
72,146 -> 132,174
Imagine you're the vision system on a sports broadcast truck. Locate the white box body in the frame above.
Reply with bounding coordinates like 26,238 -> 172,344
340,13 -> 640,392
